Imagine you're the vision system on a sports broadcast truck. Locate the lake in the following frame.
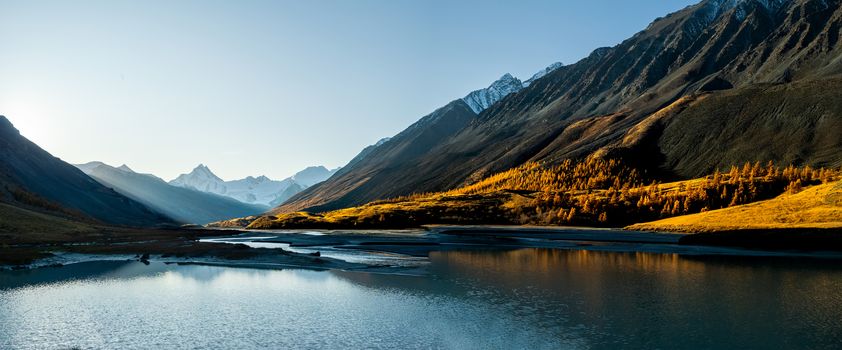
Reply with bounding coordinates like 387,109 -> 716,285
2,248 -> 841,349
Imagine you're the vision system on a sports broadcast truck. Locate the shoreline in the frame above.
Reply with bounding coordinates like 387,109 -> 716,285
6,225 -> 842,272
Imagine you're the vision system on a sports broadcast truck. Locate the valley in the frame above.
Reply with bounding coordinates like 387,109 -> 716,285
5,1 -> 842,348
3,0 -> 842,265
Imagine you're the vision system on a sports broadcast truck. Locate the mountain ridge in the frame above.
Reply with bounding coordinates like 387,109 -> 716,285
169,164 -> 338,206
77,162 -> 266,224
0,116 -> 173,227
276,0 -> 842,214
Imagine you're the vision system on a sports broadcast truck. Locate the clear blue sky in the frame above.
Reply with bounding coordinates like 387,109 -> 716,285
0,0 -> 697,181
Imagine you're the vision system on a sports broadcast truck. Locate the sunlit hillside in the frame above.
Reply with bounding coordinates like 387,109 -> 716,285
244,159 -> 840,230
628,180 -> 842,233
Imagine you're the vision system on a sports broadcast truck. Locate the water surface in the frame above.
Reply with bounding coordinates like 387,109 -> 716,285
2,249 -> 841,349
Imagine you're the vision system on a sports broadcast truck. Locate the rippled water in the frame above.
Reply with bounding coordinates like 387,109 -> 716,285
2,249 -> 842,349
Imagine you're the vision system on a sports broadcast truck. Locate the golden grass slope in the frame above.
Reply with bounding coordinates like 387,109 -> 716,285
240,159 -> 839,230
0,202 -> 99,237
628,180 -> 842,233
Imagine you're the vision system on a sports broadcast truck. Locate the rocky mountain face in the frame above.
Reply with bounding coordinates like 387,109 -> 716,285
462,74 -> 525,113
277,99 -> 479,213
0,116 -> 172,227
169,164 -> 337,206
276,64 -> 566,214
278,0 -> 842,214
523,62 -> 564,87
76,162 -> 266,224
461,63 -> 565,114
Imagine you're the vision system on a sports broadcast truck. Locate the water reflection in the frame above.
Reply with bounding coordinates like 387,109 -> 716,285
1,249 -> 841,349
342,249 -> 842,349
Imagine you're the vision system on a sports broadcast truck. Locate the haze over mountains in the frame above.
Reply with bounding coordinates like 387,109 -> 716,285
0,116 -> 171,227
0,111 -> 335,228
170,164 -> 338,207
277,0 -> 842,214
75,162 -> 266,224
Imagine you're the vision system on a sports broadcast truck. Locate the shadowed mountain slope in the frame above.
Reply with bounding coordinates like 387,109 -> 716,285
277,99 -> 479,213
278,0 -> 842,213
78,162 -> 267,225
0,116 -> 172,227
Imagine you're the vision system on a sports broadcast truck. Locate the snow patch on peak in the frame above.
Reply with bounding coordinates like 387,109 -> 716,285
169,164 -> 226,193
461,62 -> 566,113
523,62 -> 564,87
462,73 -> 524,114
169,163 -> 340,206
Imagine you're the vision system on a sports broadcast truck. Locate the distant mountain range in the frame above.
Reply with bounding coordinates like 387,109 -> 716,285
0,112 -> 336,228
75,162 -> 266,225
169,164 -> 338,207
277,0 -> 842,214
0,116 -> 171,227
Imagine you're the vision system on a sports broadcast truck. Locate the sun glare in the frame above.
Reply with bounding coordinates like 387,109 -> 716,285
3,104 -> 53,146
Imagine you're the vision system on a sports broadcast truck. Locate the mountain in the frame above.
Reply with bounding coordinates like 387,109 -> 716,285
277,0 -> 842,214
170,164 -> 226,193
523,62 -> 564,87
462,73 -> 525,113
342,137 -> 392,171
461,62 -> 564,114
291,166 -> 339,187
276,63 -> 567,214
0,116 -> 172,227
169,164 -> 337,206
76,162 -> 266,224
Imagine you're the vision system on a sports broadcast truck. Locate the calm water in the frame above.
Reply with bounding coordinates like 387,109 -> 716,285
1,249 -> 842,349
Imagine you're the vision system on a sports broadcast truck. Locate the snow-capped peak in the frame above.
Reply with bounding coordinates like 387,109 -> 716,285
190,164 -> 222,180
462,73 -> 524,114
168,164 -> 338,206
169,164 -> 226,193
461,62 -> 566,114
523,62 -> 564,87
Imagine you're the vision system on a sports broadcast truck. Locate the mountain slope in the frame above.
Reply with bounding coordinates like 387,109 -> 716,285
629,180 -> 842,232
0,116 -> 172,227
77,162 -> 266,224
462,73 -> 525,113
278,0 -> 842,214
597,77 -> 842,177
276,99 -> 479,213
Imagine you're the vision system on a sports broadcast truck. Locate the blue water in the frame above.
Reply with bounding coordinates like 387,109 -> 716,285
2,249 -> 841,349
